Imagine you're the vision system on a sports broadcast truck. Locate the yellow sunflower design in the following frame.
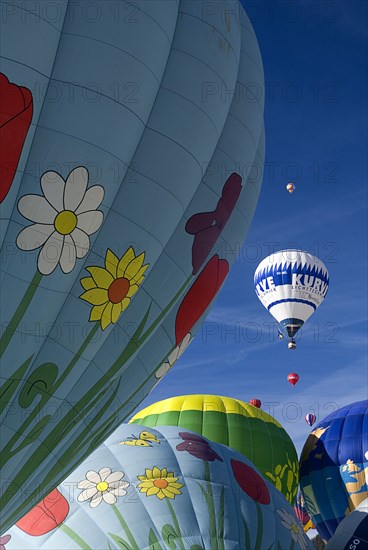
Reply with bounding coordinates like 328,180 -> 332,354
80,247 -> 149,330
137,467 -> 184,500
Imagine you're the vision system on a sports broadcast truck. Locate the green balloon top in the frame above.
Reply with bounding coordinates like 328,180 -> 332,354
130,394 -> 299,503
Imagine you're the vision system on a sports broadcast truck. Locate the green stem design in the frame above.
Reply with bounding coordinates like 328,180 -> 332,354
0,271 -> 42,359
166,499 -> 185,550
111,503 -> 139,549
59,523 -> 92,549
0,322 -> 99,464
254,502 -> 263,550
288,539 -> 295,550
203,461 -> 218,550
2,274 -> 193,529
242,519 -> 251,550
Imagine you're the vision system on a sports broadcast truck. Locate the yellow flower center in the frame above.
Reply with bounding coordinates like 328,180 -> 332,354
96,481 -> 109,492
291,523 -> 299,535
54,210 -> 77,235
108,277 -> 130,304
153,479 -> 168,489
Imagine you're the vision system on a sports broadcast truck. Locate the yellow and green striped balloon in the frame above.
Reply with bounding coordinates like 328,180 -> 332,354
130,394 -> 299,503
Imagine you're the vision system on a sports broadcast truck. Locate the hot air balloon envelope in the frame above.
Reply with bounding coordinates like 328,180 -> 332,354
5,425 -> 312,550
288,373 -> 300,386
300,400 -> 368,541
130,394 -> 299,503
254,250 -> 329,347
305,414 -> 317,427
250,398 -> 262,408
0,0 -> 265,530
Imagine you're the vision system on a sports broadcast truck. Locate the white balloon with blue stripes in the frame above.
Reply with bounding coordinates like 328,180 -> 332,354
254,250 -> 329,348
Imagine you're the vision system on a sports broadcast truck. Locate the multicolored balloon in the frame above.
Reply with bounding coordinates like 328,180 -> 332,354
130,394 -> 299,503
5,426 -> 312,550
300,400 -> 368,541
288,373 -> 300,386
305,414 -> 317,427
254,250 -> 329,349
0,0 -> 265,530
294,487 -> 315,532
250,398 -> 262,408
286,183 -> 295,194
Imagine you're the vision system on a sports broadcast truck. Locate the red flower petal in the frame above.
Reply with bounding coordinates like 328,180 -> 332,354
16,489 -> 69,536
0,73 -> 33,203
175,255 -> 229,345
231,459 -> 270,505
185,173 -> 242,274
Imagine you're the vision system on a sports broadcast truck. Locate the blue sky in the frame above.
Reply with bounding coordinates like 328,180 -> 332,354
133,0 -> 367,459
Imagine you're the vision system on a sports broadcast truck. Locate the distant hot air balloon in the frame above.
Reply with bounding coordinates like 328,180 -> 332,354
288,373 -> 300,386
0,0 -> 265,530
6,425 -> 312,550
250,398 -> 262,408
300,400 -> 368,541
254,250 -> 329,349
130,395 -> 299,503
305,414 -> 317,427
286,183 -> 295,194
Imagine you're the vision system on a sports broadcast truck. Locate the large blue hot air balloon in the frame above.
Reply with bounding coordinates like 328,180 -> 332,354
254,250 -> 329,349
0,0 -> 265,531
4,426 -> 312,549
299,400 -> 368,541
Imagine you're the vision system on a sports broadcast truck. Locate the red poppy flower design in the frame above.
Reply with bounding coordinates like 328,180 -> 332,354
185,173 -> 242,274
16,489 -> 69,536
176,432 -> 223,462
0,73 -> 33,203
175,255 -> 229,345
231,459 -> 270,505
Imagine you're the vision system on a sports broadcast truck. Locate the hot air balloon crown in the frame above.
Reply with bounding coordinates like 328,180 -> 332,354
254,250 -> 329,296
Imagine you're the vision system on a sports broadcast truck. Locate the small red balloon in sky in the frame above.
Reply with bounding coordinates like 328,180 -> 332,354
249,399 -> 261,408
287,373 -> 299,386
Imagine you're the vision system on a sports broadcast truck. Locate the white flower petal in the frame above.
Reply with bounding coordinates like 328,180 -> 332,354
37,232 -> 63,275
64,166 -> 88,211
41,170 -> 65,212
155,361 -> 171,380
167,346 -> 180,366
76,185 -> 104,214
277,508 -> 290,523
290,530 -> 298,543
110,484 -> 129,496
18,195 -> 57,224
59,234 -> 76,273
77,479 -> 96,490
99,467 -> 112,481
78,487 -> 98,502
105,471 -> 124,484
177,333 -> 193,360
86,470 -> 101,483
102,492 -> 117,505
16,223 -> 54,251
71,227 -> 90,258
90,493 -> 103,508
77,210 -> 103,235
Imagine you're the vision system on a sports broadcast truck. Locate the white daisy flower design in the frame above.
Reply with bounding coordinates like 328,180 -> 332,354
277,508 -> 308,550
16,167 -> 104,275
154,332 -> 193,381
77,467 -> 129,508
